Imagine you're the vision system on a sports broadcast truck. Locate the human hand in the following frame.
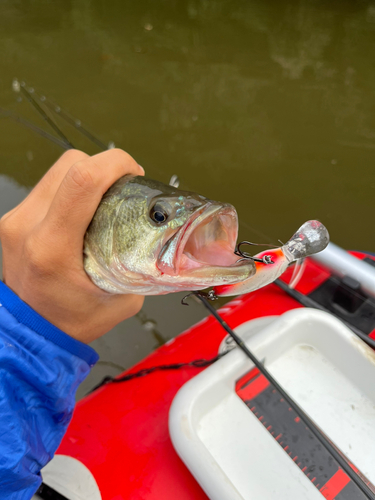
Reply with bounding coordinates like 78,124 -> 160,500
0,149 -> 145,343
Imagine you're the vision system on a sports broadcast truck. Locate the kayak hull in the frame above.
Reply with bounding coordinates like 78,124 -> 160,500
54,251 -> 375,500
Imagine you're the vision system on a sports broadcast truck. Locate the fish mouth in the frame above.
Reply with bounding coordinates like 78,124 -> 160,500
157,203 -> 255,283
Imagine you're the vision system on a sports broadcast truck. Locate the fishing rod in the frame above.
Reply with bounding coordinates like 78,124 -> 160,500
40,94 -> 111,151
11,79 -> 110,151
0,107 -> 70,150
16,81 -> 75,149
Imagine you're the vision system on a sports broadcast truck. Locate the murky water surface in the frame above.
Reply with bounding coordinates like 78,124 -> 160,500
0,1 -> 374,395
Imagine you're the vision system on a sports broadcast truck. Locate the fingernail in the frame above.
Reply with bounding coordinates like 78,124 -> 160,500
138,164 -> 145,175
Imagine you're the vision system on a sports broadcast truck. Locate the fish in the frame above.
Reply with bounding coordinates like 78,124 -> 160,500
83,175 -> 256,295
214,220 -> 329,297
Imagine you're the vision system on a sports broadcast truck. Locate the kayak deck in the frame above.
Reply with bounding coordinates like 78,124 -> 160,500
50,252 -> 375,500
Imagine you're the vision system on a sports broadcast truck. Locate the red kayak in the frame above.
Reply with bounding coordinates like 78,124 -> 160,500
35,246 -> 375,500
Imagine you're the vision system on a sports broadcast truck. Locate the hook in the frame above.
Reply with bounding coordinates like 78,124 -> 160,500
235,241 -> 274,264
181,290 -> 218,306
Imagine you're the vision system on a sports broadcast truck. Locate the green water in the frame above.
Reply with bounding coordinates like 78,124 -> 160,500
0,0 -> 375,393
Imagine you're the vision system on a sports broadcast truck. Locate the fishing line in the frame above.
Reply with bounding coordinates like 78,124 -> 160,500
238,218 -> 278,246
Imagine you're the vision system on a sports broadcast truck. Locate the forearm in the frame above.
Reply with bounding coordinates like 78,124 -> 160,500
0,280 -> 98,499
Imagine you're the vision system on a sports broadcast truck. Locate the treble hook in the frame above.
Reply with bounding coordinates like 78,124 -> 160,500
234,241 -> 275,264
181,290 -> 218,306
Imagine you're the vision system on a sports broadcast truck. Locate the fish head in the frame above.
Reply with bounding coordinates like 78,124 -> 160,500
84,175 -> 255,294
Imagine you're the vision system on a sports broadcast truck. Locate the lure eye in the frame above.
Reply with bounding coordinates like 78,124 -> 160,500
150,204 -> 169,224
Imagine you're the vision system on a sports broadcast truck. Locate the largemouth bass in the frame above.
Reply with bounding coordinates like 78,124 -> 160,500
84,177 -> 329,297
84,175 -> 256,295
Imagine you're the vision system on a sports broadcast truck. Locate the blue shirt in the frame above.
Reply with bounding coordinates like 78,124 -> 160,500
0,280 -> 98,499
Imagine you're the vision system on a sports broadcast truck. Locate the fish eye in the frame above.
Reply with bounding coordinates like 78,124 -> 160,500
150,203 -> 169,224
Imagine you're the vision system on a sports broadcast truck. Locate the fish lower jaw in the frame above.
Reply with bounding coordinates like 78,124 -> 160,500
85,258 -> 255,295
157,260 -> 255,286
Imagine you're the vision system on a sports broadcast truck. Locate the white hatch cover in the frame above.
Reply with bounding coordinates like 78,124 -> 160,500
32,454 -> 102,500
169,308 -> 375,500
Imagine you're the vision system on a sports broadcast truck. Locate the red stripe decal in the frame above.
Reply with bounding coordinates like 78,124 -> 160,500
235,368 -> 260,392
319,469 -> 351,499
236,374 -> 270,400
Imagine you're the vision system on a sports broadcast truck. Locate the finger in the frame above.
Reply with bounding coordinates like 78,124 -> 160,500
24,150 -> 89,208
32,149 -> 90,203
43,149 -> 144,249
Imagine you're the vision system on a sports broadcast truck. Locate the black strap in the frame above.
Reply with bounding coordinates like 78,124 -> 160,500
35,482 -> 70,500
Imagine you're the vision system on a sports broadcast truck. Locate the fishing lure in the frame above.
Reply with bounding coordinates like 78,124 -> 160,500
213,220 -> 329,297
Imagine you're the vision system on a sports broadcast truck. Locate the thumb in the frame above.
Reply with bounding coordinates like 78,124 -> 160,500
43,149 -> 144,251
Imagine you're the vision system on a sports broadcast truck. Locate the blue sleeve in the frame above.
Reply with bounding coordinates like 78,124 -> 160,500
0,280 -> 99,499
